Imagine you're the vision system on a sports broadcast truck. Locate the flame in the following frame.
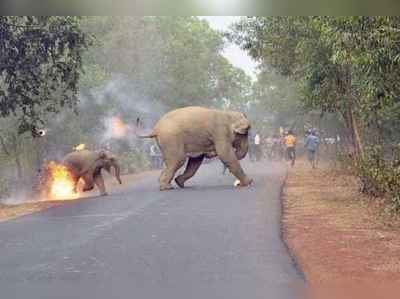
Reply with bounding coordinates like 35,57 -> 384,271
74,143 -> 86,151
110,117 -> 129,138
46,162 -> 79,200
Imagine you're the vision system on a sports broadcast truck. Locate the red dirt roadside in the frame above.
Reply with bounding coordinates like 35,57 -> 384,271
0,170 -> 157,222
282,159 -> 400,286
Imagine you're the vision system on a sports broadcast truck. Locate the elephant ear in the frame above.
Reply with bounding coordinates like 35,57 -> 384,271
232,114 -> 251,135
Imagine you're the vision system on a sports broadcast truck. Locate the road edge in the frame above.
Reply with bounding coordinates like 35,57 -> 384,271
279,165 -> 307,283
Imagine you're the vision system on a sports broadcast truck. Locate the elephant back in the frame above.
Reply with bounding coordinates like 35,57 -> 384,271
62,150 -> 100,176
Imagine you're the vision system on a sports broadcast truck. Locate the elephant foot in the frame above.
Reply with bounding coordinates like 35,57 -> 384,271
238,177 -> 253,187
175,176 -> 185,188
160,184 -> 174,191
83,186 -> 94,192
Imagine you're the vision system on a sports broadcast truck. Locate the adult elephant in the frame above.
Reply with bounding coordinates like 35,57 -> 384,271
139,106 -> 253,191
62,149 -> 122,196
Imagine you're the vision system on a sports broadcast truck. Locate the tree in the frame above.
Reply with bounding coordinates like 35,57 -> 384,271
232,17 -> 400,210
80,17 -> 253,110
0,16 -> 89,135
232,17 -> 400,157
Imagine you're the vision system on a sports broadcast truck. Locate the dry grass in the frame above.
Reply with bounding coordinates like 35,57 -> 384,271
283,159 -> 400,285
0,201 -> 63,222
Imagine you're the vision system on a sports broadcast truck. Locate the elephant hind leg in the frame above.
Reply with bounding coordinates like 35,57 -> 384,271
159,158 -> 186,191
82,174 -> 95,192
175,155 -> 204,188
157,136 -> 186,191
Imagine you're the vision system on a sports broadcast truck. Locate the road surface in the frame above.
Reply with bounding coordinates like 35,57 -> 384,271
0,161 -> 304,299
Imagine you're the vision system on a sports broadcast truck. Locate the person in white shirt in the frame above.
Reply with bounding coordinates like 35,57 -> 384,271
254,133 -> 262,161
149,144 -> 162,169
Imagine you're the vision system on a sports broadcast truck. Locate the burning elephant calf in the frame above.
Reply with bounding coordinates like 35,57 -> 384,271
38,149 -> 122,200
45,162 -> 80,200
61,149 -> 122,197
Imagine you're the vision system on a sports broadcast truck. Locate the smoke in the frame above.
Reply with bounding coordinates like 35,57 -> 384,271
79,74 -> 166,144
0,73 -> 169,205
103,116 -> 131,140
0,170 -> 35,205
1,191 -> 34,205
90,74 -> 166,123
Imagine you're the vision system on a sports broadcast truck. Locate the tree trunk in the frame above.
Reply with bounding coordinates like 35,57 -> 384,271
15,155 -> 23,181
348,104 -> 364,158
10,135 -> 24,181
343,65 -> 364,159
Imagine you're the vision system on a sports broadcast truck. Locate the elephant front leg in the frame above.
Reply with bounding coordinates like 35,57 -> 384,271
175,155 -> 204,188
216,144 -> 253,187
94,174 -> 108,196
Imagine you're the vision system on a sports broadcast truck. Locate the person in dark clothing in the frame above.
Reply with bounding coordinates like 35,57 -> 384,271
304,130 -> 320,168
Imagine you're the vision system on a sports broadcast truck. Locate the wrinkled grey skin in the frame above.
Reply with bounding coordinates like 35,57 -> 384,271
141,106 -> 252,191
62,149 -> 122,196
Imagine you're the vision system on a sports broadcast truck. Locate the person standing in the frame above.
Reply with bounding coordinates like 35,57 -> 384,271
248,131 -> 255,162
304,130 -> 320,168
264,135 -> 273,160
284,130 -> 297,166
150,144 -> 162,169
254,133 -> 262,161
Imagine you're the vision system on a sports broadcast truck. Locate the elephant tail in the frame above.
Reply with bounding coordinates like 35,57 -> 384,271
137,132 -> 157,138
135,117 -> 157,138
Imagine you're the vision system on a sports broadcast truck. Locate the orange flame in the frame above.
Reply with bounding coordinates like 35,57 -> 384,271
74,143 -> 86,151
46,162 -> 79,200
110,117 -> 129,138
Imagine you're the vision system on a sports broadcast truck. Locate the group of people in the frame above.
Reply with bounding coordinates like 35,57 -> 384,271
248,128 -> 321,168
282,129 -> 321,168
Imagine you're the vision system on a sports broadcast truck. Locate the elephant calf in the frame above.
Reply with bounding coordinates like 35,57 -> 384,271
62,149 -> 122,196
140,106 -> 253,191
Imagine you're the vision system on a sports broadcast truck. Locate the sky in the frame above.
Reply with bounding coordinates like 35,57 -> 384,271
199,16 -> 258,80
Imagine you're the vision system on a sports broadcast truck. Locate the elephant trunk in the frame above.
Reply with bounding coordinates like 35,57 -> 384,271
114,163 -> 122,184
235,135 -> 249,160
110,160 -> 122,184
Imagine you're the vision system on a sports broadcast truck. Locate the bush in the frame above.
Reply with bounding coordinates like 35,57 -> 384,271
119,150 -> 151,174
355,145 -> 400,212
0,176 -> 11,200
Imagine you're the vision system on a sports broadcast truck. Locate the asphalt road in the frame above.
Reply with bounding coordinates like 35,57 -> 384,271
0,160 -> 304,299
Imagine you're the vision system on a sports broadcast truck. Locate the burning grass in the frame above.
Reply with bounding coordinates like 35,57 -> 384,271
42,161 -> 80,201
0,169 -> 156,222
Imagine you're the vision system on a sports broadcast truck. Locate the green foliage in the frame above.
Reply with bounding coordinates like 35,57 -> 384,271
355,145 -> 400,212
0,176 -> 10,198
119,150 -> 151,174
251,71 -> 304,131
233,17 -> 400,145
233,16 -> 400,213
81,16 -> 252,109
0,16 -> 89,135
